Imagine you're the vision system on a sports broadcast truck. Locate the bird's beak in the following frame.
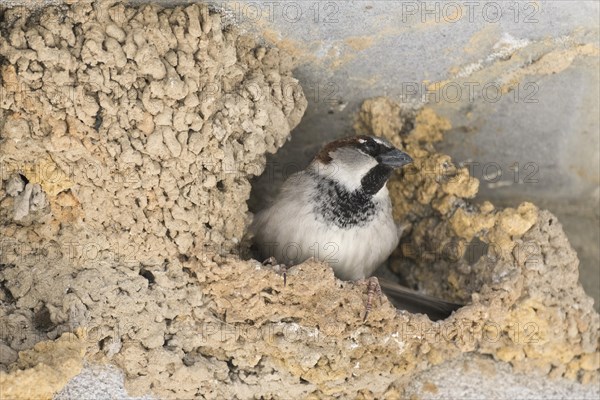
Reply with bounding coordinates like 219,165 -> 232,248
377,148 -> 413,168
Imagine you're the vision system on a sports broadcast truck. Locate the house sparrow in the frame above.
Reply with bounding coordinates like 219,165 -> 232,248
251,135 -> 460,321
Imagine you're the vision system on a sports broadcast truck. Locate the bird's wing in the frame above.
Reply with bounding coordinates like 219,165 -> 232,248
378,278 -> 463,321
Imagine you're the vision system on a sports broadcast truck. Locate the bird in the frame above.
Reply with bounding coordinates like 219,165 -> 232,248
250,135 -> 461,321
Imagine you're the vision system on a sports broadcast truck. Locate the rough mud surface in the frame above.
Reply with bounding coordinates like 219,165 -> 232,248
0,2 -> 597,400
0,1 -> 306,398
356,97 -> 600,384
0,331 -> 85,399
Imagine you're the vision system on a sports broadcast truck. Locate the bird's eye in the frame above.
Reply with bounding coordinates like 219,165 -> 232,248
359,138 -> 381,156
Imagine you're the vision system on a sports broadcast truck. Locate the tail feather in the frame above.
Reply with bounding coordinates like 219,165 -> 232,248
378,279 -> 463,321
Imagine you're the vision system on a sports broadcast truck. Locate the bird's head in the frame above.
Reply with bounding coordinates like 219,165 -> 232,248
310,135 -> 413,194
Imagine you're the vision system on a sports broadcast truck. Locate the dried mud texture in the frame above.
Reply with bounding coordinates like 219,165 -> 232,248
0,1 -> 307,398
100,97 -> 598,398
0,331 -> 86,400
0,2 -> 596,398
355,97 -> 600,384
0,1 -> 306,260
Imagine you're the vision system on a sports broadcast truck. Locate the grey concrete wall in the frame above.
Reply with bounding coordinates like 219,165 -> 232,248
223,0 -> 599,199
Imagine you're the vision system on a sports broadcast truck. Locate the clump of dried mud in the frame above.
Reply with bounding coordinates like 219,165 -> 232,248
0,2 -> 597,399
0,1 -> 306,398
356,97 -> 599,383
0,331 -> 86,399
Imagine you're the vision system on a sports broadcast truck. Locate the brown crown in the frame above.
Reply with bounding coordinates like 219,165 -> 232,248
314,135 -> 373,164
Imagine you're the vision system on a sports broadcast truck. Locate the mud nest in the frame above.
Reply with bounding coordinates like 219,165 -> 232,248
0,2 -> 598,399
